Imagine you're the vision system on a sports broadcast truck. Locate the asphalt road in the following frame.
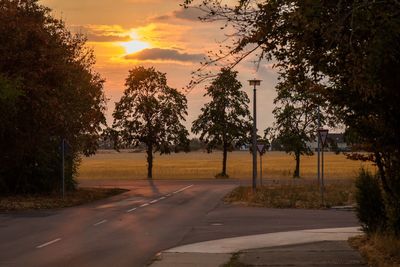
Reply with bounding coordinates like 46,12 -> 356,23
0,179 -> 358,267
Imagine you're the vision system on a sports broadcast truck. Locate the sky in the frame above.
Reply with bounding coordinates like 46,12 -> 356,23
40,0 -> 279,136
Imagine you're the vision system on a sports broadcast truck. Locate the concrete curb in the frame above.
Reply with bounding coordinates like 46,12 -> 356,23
166,227 -> 361,254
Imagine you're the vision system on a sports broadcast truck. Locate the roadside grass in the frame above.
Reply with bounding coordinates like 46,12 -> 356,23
349,234 -> 400,267
221,253 -> 251,267
78,150 -> 373,181
224,181 -> 355,209
0,188 -> 127,212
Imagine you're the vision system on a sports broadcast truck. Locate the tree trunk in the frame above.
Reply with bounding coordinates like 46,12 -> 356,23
294,151 -> 300,178
375,151 -> 393,198
222,142 -> 228,176
146,144 -> 153,179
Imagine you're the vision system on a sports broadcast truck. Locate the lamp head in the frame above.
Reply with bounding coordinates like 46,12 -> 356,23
248,79 -> 262,86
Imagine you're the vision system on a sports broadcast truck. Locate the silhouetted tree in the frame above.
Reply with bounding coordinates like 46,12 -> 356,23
273,72 -> 327,178
112,66 -> 189,179
192,68 -> 251,178
0,0 -> 106,194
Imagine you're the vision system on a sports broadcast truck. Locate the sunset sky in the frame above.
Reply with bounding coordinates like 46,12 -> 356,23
40,0 -> 279,134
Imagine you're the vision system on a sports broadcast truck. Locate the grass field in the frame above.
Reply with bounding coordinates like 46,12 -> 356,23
77,150 -> 375,181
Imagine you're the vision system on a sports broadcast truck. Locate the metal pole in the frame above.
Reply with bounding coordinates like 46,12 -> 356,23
259,154 -> 263,187
62,138 -> 65,199
317,107 -> 321,186
321,144 -> 325,206
252,86 -> 257,191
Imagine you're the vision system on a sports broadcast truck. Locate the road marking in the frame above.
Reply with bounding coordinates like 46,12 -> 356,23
126,207 -> 137,213
36,238 -> 61,249
126,185 -> 194,213
93,220 -> 107,226
173,185 -> 194,194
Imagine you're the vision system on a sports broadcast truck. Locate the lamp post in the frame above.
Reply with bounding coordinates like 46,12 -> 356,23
249,79 -> 261,191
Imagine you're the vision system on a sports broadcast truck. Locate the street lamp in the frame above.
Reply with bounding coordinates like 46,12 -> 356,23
249,79 -> 262,191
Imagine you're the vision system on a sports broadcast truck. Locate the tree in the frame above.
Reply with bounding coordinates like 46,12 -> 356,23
112,66 -> 190,179
192,68 -> 252,178
273,70 -> 327,178
0,0 -> 106,194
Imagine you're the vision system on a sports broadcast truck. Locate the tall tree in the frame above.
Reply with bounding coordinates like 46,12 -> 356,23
192,68 -> 252,178
0,0 -> 106,194
273,74 -> 325,178
112,66 -> 190,179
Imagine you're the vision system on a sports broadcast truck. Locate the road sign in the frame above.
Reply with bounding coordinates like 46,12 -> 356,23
257,144 -> 267,155
318,129 -> 329,146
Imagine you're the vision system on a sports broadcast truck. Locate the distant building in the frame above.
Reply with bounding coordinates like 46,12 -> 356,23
98,138 -> 114,149
307,133 -> 349,152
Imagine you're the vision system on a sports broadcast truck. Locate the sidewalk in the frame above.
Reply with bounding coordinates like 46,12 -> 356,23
149,227 -> 366,266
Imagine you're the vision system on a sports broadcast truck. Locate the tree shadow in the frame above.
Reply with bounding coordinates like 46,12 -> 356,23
147,178 -> 161,196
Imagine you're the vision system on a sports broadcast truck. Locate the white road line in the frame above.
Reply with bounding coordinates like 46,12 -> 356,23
36,238 -> 61,249
93,220 -> 107,226
126,207 -> 137,213
173,185 -> 194,194
126,185 -> 194,213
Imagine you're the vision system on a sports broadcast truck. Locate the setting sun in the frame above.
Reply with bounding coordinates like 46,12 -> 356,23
120,39 -> 150,55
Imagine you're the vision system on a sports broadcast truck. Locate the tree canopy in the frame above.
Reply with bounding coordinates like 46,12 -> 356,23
273,71 -> 329,178
0,0 -> 106,194
112,66 -> 190,179
192,68 -> 252,177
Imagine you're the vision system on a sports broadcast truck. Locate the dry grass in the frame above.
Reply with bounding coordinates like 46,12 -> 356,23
349,234 -> 400,267
221,253 -> 250,267
224,181 -> 355,209
0,188 -> 127,211
78,150 -> 374,180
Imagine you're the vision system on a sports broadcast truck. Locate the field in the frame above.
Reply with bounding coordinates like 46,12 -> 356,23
77,150 -> 375,181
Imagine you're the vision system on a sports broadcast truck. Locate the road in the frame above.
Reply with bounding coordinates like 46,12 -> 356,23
0,179 -> 358,267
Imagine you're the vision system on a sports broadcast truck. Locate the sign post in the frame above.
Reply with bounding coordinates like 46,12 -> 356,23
317,128 -> 329,206
257,144 -> 267,186
61,138 -> 65,199
317,107 -> 321,186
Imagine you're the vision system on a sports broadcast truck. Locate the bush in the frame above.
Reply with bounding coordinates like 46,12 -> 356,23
355,169 -> 387,234
384,172 -> 400,237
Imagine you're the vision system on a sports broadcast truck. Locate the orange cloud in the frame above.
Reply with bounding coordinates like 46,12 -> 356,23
124,48 -> 205,63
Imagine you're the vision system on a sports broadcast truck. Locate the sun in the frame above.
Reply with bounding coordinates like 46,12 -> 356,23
119,31 -> 150,55
120,39 -> 150,55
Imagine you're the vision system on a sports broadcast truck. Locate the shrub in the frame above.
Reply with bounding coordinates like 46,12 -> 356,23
384,172 -> 400,237
355,169 -> 387,234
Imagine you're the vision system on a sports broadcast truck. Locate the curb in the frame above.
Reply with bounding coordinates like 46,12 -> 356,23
166,227 -> 361,254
